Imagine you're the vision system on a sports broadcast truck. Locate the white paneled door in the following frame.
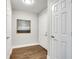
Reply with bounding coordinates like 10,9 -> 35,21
49,0 -> 72,59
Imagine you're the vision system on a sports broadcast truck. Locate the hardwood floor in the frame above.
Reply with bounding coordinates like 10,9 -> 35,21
10,45 -> 47,59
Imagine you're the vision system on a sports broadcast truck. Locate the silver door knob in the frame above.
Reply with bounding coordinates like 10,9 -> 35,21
51,35 -> 55,38
6,37 -> 10,39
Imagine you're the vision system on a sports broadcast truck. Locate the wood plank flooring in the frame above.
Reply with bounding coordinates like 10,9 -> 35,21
10,45 -> 47,59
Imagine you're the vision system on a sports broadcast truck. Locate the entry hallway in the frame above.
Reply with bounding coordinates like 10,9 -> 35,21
10,45 -> 47,59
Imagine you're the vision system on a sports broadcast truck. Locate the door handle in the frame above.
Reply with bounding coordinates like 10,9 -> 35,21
51,35 -> 55,38
6,37 -> 10,39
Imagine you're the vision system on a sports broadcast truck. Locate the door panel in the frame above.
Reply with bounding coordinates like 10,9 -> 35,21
54,15 -> 59,33
49,0 -> 72,59
61,12 -> 67,34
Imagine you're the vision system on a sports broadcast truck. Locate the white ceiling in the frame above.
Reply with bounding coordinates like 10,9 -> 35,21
11,0 -> 47,14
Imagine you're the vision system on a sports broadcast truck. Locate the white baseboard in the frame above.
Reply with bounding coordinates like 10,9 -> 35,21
12,43 -> 39,49
39,44 -> 48,50
7,48 -> 12,59
47,55 -> 50,59
10,48 -> 12,55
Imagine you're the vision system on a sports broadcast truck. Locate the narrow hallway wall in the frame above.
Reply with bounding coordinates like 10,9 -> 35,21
12,10 -> 38,47
38,8 -> 48,50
